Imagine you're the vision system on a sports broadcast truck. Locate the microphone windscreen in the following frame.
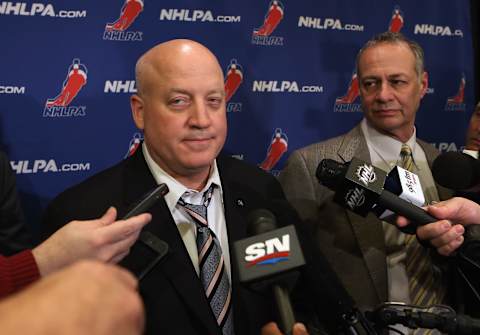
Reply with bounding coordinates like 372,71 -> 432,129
432,151 -> 477,190
247,208 -> 277,235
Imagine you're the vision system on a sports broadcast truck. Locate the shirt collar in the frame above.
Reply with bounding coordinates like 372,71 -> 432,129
142,142 -> 223,210
361,118 -> 419,165
463,149 -> 479,159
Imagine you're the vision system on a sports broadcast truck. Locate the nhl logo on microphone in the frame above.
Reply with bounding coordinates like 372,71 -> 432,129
355,163 -> 377,186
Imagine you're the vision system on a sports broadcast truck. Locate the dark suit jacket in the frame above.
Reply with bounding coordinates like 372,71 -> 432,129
42,149 -> 287,335
278,124 -> 455,312
0,151 -> 32,255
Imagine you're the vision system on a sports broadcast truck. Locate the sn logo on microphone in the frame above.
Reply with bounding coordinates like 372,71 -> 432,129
244,234 -> 290,267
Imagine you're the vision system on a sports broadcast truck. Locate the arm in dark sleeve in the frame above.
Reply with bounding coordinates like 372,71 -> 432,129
0,152 -> 33,255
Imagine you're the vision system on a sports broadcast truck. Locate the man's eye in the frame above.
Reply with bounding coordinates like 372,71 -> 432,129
391,80 -> 407,86
208,97 -> 223,106
363,81 -> 377,88
170,98 -> 188,106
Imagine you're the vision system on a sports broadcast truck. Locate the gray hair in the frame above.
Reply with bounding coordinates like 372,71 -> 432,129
355,31 -> 425,80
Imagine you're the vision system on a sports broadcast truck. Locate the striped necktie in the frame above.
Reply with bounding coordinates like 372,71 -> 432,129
178,184 -> 234,335
401,144 -> 445,334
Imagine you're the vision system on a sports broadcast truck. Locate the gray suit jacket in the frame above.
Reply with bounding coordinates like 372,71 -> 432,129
278,124 -> 452,311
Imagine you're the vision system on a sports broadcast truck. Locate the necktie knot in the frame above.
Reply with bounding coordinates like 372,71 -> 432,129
400,143 -> 412,157
178,184 -> 216,228
400,144 -> 414,172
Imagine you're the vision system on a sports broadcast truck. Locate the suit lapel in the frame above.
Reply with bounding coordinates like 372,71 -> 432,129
217,157 -> 250,335
338,124 -> 388,302
123,149 -> 221,335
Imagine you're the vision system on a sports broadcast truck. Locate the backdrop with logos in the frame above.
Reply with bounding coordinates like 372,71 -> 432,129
0,0 -> 475,236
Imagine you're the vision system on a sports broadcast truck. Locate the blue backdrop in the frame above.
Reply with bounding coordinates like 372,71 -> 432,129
0,0 -> 475,236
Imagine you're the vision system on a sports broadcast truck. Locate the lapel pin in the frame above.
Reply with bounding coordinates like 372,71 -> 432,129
236,199 -> 245,207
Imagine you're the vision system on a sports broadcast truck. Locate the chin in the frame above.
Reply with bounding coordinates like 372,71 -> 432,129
182,156 -> 216,170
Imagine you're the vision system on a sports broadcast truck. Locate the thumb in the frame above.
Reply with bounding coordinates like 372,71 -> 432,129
426,201 -> 452,220
99,207 -> 118,226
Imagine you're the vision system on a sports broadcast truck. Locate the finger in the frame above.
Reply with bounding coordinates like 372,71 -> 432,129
429,224 -> 464,249
416,220 -> 452,241
99,213 -> 151,244
99,207 -> 118,226
100,232 -> 140,263
110,250 -> 130,264
437,235 -> 464,256
293,323 -> 309,335
396,215 -> 410,228
261,322 -> 281,335
101,230 -> 142,262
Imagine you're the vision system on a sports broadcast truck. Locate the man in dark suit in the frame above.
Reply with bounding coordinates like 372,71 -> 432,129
43,39 -> 308,335
0,150 -> 33,255
279,32 -> 477,321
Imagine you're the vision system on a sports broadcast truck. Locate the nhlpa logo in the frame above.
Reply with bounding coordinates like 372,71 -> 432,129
445,74 -> 466,112
44,59 -> 87,117
244,234 -> 290,267
125,133 -> 143,158
251,0 -> 284,46
224,59 -> 243,113
103,0 -> 143,41
389,5 -> 404,33
334,69 -> 362,112
259,128 -> 288,173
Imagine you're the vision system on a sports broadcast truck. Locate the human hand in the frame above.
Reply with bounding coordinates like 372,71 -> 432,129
396,197 -> 480,255
261,322 -> 309,335
0,260 -> 144,335
33,207 -> 151,276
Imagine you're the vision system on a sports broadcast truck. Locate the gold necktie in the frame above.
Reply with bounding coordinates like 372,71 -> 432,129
401,144 -> 445,334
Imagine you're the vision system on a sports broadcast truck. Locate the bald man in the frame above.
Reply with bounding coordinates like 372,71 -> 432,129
42,40 -> 304,335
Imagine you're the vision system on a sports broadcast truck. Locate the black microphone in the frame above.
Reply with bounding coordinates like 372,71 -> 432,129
432,151 -> 480,191
266,200 -> 377,334
234,208 -> 305,335
316,157 -> 436,229
368,302 -> 480,334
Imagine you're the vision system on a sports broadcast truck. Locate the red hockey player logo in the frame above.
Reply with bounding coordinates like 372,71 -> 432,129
253,0 -> 284,37
106,0 -> 144,32
46,59 -> 87,107
447,74 -> 466,104
224,59 -> 243,102
336,70 -> 359,104
125,133 -> 143,158
389,6 -> 404,33
259,128 -> 288,171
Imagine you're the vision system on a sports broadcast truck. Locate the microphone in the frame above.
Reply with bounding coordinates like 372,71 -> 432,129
432,151 -> 480,191
234,208 -> 305,335
367,302 -> 480,334
316,157 -> 436,229
372,165 -> 425,220
266,200 -> 377,334
120,184 -> 170,280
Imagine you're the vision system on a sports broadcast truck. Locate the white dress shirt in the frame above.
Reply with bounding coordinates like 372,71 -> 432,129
142,142 -> 231,281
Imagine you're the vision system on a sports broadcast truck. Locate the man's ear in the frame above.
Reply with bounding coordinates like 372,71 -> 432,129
130,94 -> 145,130
419,71 -> 429,99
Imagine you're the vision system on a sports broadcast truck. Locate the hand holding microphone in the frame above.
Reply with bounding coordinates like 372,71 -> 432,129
396,197 -> 480,256
316,157 -> 467,255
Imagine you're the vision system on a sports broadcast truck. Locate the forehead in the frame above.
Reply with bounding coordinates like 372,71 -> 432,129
150,56 -> 224,95
358,42 -> 417,77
